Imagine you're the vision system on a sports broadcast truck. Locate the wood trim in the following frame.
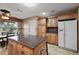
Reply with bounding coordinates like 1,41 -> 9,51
57,12 -> 77,20
58,18 -> 76,21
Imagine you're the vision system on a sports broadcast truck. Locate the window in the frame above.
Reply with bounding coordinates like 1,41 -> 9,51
0,21 -> 18,36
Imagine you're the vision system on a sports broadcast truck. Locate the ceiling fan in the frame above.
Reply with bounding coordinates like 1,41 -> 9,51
0,9 -> 10,13
0,9 -> 11,19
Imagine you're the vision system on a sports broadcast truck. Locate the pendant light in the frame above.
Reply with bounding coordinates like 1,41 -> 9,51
0,9 -> 10,19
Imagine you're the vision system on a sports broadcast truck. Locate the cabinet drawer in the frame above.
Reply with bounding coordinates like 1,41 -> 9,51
17,43 -> 33,55
18,49 -> 33,55
22,46 -> 33,54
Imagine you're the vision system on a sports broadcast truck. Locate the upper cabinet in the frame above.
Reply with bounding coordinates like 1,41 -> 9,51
47,17 -> 58,27
37,17 -> 46,38
57,13 -> 77,20
38,18 -> 46,25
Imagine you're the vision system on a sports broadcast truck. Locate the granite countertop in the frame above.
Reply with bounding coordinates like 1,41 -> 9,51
8,35 -> 46,48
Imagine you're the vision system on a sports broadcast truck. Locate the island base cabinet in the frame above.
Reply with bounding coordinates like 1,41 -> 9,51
8,40 -> 47,55
34,41 -> 47,55
8,41 -> 17,55
17,44 -> 33,55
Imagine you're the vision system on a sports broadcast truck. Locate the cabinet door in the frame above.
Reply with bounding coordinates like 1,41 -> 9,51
38,18 -> 46,25
47,19 -> 51,27
47,34 -> 51,43
50,34 -> 57,44
47,34 -> 58,45
37,25 -> 42,33
37,18 -> 46,37
55,35 -> 58,45
37,25 -> 46,37
41,33 -> 46,37
17,44 -> 23,55
20,50 -> 32,55
41,26 -> 46,33
47,18 -> 58,27
17,44 -> 33,55
34,41 -> 47,55
51,19 -> 58,27
8,41 -> 17,55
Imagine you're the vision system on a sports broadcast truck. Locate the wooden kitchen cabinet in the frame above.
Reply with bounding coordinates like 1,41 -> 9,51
8,35 -> 47,55
38,18 -> 46,25
37,25 -> 46,33
57,13 -> 77,20
37,18 -> 46,37
47,34 -> 51,43
41,26 -> 46,33
17,43 -> 33,55
8,41 -> 17,55
34,41 -> 47,55
47,33 -> 58,45
8,41 -> 33,55
47,17 -> 58,27
46,16 -> 58,45
8,40 -> 31,55
50,34 -> 58,45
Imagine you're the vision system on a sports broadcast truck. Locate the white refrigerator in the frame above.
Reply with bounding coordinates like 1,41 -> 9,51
58,20 -> 77,51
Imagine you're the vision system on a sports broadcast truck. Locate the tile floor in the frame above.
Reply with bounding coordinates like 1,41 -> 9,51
0,47 -> 8,55
48,44 -> 79,55
0,44 -> 79,55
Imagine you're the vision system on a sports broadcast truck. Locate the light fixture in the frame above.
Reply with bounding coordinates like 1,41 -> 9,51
24,3 -> 37,7
42,12 -> 46,15
1,16 -> 10,19
0,9 -> 10,19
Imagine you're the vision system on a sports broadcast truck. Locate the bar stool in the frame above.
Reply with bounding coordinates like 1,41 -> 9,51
3,38 -> 8,49
0,39 -> 3,47
0,39 -> 5,48
1,32 -> 8,48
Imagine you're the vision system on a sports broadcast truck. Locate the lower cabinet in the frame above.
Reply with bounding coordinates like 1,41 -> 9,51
17,43 -> 33,55
8,41 -> 17,55
34,41 -> 47,55
37,25 -> 46,38
47,33 -> 58,45
8,40 -> 47,55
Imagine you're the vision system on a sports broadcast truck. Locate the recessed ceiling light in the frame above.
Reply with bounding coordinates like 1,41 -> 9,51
42,12 -> 46,15
24,3 -> 37,7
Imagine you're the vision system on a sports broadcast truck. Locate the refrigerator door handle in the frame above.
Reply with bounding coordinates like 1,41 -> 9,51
59,29 -> 63,31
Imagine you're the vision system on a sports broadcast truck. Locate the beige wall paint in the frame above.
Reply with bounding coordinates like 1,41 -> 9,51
77,8 -> 79,50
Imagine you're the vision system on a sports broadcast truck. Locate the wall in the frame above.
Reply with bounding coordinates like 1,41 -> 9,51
22,17 -> 38,36
77,8 -> 79,50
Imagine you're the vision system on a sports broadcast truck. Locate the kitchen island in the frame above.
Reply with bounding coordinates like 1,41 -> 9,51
8,35 -> 48,55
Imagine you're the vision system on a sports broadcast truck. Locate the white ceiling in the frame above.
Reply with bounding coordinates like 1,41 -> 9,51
0,3 -> 79,19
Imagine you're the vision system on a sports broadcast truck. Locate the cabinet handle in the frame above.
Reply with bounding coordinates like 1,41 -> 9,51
11,44 -> 13,46
40,49 -> 44,55
59,29 -> 63,31
22,46 -> 24,48
21,51 -> 24,54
